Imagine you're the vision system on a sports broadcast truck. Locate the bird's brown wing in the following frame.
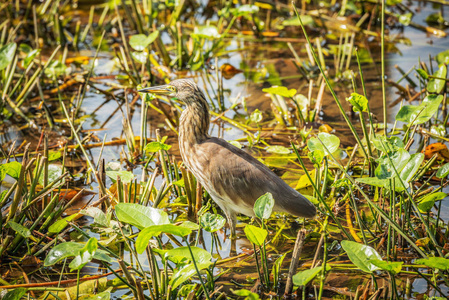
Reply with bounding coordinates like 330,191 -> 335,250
195,137 -> 316,218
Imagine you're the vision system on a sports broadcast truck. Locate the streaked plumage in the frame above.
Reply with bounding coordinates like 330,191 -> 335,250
139,79 -> 316,236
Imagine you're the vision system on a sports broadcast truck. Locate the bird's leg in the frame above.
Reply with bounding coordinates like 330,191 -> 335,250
225,211 -> 237,239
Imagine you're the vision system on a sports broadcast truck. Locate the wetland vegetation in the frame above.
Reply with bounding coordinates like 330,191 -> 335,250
1,0 -> 449,299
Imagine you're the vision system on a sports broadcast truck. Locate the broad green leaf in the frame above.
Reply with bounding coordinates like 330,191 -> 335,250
131,51 -> 148,64
23,49 -> 40,68
192,25 -> 220,39
416,68 -> 429,80
281,15 -> 314,27
436,49 -> 449,65
399,153 -> 424,184
244,224 -> 267,246
129,31 -> 159,51
170,262 -> 211,289
48,213 -> 79,233
83,290 -> 111,300
427,65 -> 447,94
266,145 -> 290,154
39,164 -> 63,186
398,12 -> 412,26
253,192 -> 274,219
271,253 -> 287,288
375,148 -> 411,179
370,259 -> 403,275
69,237 -> 98,271
308,149 -> 324,166
0,161 -> 22,181
105,170 -> 135,184
395,94 -> 443,125
165,246 -> 212,264
136,225 -> 192,253
262,86 -> 296,98
415,257 -> 449,271
346,93 -> 368,112
356,177 -> 405,192
200,212 -> 226,233
418,192 -> 447,212
144,141 -> 172,152
341,240 -> 382,273
44,242 -> 112,266
436,163 -> 449,178
48,150 -> 62,161
0,43 -> 17,71
179,221 -> 200,230
231,4 -> 259,17
292,266 -> 323,286
8,221 -> 31,238
80,207 -> 109,227
430,124 -> 446,138
44,60 -> 67,78
231,289 -> 260,299
372,135 -> 404,154
115,203 -> 169,229
3,288 -> 27,300
308,133 -> 340,156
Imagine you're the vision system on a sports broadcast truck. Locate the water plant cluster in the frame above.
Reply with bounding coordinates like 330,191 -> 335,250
0,0 -> 449,299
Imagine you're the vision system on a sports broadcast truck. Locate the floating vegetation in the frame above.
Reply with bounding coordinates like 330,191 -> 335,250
0,0 -> 449,299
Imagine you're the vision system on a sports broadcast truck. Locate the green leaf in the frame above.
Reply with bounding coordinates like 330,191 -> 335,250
244,224 -> 267,246
418,192 -> 447,212
308,150 -> 324,166
144,141 -> 172,152
192,25 -> 221,39
292,266 -> 323,286
69,237 -> 98,271
250,109 -> 263,123
39,164 -> 63,186
369,259 -> 403,275
427,64 -> 447,94
23,49 -> 40,68
281,15 -> 314,27
398,12 -> 412,26
0,43 -> 17,71
266,145 -> 290,154
399,153 -> 424,184
436,49 -> 449,65
48,150 -> 62,161
231,289 -> 260,300
129,31 -> 159,51
436,163 -> 449,178
231,4 -> 259,17
415,257 -> 449,271
341,240 -> 382,273
395,94 -> 443,125
262,86 -> 296,98
170,262 -> 211,289
136,225 -> 192,254
48,214 -> 78,234
131,51 -> 148,64
200,212 -> 226,233
253,192 -> 274,219
115,203 -> 169,229
346,93 -> 368,112
3,288 -> 27,300
416,68 -> 429,80
166,246 -> 212,264
0,161 -> 22,181
44,60 -> 67,78
375,148 -> 411,180
105,170 -> 135,184
308,133 -> 340,156
7,221 -> 31,238
372,135 -> 404,154
83,290 -> 111,300
44,242 -> 112,266
80,207 -> 109,227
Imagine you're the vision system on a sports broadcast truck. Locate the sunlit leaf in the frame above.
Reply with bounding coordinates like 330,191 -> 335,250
48,151 -> 62,161
115,203 -> 169,229
436,49 -> 449,65
170,262 -> 211,289
131,51 -> 148,64
372,135 -> 404,154
370,259 -> 403,275
44,242 -> 112,266
105,170 -> 135,184
39,164 -> 63,186
253,192 -> 274,219
346,93 -> 368,112
427,65 -> 447,94
416,68 -> 429,80
231,289 -> 260,299
166,246 -> 212,264
48,213 -> 79,234
144,141 -> 172,152
292,266 -> 323,287
250,109 -> 263,123
129,31 -> 159,51
341,240 -> 382,273
262,86 -> 296,98
418,192 -> 447,212
281,15 -> 314,27
200,212 -> 226,233
308,133 -> 340,156
375,148 -> 411,179
415,257 -> 449,271
308,149 -> 324,166
0,43 -> 17,71
136,225 -> 192,253
395,94 -> 443,125
7,221 -> 31,238
69,237 -> 98,271
436,163 -> 449,178
231,4 -> 259,17
266,145 -> 290,154
3,288 -> 27,300
0,161 -> 22,181
399,153 -> 424,184
398,12 -> 412,26
244,224 -> 267,246
80,207 -> 109,227
192,25 -> 221,39
83,290 -> 111,300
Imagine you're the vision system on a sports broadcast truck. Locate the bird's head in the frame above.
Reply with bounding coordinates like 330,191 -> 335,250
138,79 -> 202,105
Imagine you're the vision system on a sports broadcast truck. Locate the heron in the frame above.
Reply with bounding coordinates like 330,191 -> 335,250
139,79 -> 316,236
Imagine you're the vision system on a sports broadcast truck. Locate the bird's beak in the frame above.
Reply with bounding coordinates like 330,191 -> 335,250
138,85 -> 171,95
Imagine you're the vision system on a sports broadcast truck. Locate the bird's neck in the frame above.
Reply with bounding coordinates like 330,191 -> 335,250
179,100 -> 210,145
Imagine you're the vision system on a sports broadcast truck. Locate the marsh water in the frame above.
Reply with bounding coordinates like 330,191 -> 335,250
1,0 -> 449,299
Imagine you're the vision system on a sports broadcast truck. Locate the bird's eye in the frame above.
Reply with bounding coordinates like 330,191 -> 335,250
168,86 -> 177,93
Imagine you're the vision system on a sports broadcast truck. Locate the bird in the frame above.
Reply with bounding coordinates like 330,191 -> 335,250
139,79 -> 316,236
